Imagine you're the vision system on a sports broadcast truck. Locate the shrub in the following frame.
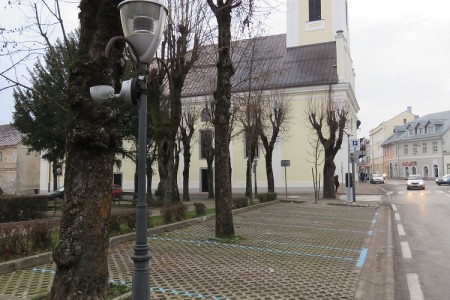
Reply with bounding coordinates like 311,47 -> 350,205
0,195 -> 47,223
30,221 -> 52,250
109,215 -> 123,235
193,202 -> 206,216
231,197 -> 249,209
125,212 -> 137,230
160,203 -> 188,223
256,192 -> 278,203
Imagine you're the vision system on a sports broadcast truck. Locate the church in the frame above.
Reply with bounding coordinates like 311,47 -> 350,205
39,0 -> 359,194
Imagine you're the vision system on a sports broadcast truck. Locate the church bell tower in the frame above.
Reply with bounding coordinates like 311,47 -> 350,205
286,0 -> 350,48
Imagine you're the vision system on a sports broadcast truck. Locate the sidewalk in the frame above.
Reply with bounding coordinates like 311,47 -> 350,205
0,184 -> 391,299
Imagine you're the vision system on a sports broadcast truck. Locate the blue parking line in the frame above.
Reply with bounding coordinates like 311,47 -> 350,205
357,247 -> 368,267
150,237 -> 355,262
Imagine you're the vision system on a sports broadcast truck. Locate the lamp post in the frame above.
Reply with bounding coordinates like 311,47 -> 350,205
343,130 -> 352,203
442,140 -> 446,176
90,1 -> 167,299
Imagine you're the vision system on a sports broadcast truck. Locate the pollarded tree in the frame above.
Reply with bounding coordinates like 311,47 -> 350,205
150,0 -> 209,206
259,90 -> 292,193
307,87 -> 349,199
180,103 -> 199,201
206,0 -> 255,238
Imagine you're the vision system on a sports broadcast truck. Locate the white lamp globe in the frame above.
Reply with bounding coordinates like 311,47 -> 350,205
118,0 -> 168,64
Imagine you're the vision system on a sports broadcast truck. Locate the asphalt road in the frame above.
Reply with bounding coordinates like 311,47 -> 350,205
384,179 -> 450,300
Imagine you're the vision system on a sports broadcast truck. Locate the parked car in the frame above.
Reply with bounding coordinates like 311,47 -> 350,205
48,186 -> 64,200
370,173 -> 384,184
435,174 -> 450,185
406,175 -> 425,190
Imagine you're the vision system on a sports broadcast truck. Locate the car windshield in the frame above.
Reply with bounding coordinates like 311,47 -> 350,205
372,174 -> 382,177
443,174 -> 450,178
408,175 -> 422,180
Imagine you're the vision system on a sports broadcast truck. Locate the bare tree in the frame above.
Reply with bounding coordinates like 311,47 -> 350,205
259,90 -> 292,193
151,0 -> 209,206
307,86 -> 349,199
307,134 -> 324,203
206,0 -> 254,238
179,102 -> 199,201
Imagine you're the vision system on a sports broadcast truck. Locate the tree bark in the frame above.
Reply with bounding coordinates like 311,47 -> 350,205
245,158 -> 252,197
323,152 -> 336,198
264,148 -> 275,193
50,1 -> 123,298
182,144 -> 191,201
207,0 -> 235,238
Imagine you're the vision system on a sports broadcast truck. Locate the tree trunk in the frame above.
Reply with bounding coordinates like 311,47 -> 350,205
182,145 -> 191,201
207,156 -> 214,199
323,151 -> 336,198
245,158 -> 252,197
208,0 -> 235,238
158,139 -> 180,205
265,148 -> 275,193
50,1 -> 123,298
52,162 -> 58,191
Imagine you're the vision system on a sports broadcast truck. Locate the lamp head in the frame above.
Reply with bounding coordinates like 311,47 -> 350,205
118,0 -> 168,64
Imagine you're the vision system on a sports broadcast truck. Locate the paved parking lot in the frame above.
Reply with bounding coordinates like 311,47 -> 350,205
0,198 -> 381,299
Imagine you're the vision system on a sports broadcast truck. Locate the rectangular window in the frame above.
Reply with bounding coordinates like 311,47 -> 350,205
309,0 -> 321,21
418,128 -> 423,134
409,129 -> 414,135
403,144 -> 408,154
200,130 -> 213,159
413,143 -> 418,155
433,141 -> 438,153
422,143 -> 427,153
0,151 -> 2,162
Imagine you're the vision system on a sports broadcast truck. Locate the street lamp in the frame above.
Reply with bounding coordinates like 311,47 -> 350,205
90,1 -> 167,299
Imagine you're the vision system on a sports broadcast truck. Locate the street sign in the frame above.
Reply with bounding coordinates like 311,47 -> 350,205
350,139 -> 360,151
281,160 -> 290,167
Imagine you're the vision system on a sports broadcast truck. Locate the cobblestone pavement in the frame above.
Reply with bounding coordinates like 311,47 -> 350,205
0,200 -> 381,299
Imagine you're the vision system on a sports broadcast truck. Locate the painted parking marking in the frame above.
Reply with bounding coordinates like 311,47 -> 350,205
436,191 -> 445,194
392,204 -> 398,211
407,273 -> 424,300
397,224 -> 406,236
401,242 -> 412,259
356,248 -> 368,268
395,213 -> 401,221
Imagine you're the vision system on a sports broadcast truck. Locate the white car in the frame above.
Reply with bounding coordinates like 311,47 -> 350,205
406,175 -> 425,190
370,173 -> 384,184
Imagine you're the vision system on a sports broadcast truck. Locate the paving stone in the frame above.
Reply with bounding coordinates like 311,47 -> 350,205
0,201 -> 379,299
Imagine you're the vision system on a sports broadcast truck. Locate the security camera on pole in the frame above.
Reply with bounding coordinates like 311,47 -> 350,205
89,1 -> 168,298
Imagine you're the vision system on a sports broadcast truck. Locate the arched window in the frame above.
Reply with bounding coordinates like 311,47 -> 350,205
412,166 -> 417,175
423,166 -> 429,178
433,164 -> 439,177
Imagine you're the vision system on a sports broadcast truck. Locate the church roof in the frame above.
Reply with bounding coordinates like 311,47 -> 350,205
182,34 -> 339,97
0,124 -> 23,147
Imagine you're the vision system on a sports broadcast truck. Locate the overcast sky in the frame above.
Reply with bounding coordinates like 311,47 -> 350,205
1,0 -> 450,139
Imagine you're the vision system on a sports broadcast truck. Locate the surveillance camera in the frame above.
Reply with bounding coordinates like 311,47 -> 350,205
118,78 -> 138,105
90,86 -> 115,104
90,79 -> 139,105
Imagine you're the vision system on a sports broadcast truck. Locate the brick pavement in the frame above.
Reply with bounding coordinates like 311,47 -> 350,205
0,183 -> 387,299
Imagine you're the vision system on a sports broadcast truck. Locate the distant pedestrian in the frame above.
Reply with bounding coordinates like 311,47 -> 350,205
334,175 -> 340,192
